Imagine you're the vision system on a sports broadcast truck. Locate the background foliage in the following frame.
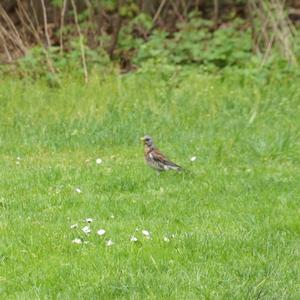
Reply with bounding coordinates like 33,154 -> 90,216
0,0 -> 300,80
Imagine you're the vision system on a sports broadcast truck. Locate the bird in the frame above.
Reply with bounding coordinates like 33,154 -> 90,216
140,135 -> 182,173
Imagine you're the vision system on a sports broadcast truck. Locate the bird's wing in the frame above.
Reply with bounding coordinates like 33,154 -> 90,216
151,149 -> 182,170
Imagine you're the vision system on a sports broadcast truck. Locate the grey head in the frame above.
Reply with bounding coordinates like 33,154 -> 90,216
141,135 -> 154,147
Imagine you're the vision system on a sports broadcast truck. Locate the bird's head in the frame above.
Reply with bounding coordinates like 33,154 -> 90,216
140,135 -> 154,147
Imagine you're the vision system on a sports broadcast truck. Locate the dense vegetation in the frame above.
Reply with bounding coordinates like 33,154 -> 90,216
1,0 -> 300,80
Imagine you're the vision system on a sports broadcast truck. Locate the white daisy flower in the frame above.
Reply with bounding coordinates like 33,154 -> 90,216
72,238 -> 82,244
96,158 -> 102,165
17,157 -> 21,160
82,226 -> 91,234
142,230 -> 151,239
97,229 -> 106,236
190,156 -> 197,162
75,188 -> 81,193
110,214 -> 115,219
70,223 -> 78,229
106,239 -> 113,246
163,236 -> 170,242
130,236 -> 138,242
85,218 -> 93,223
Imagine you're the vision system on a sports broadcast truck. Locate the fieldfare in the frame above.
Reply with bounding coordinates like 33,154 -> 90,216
141,135 -> 182,173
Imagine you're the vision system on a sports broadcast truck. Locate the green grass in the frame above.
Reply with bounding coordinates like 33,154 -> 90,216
1,69 -> 300,299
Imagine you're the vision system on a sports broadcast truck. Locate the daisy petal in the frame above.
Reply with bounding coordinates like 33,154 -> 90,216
142,230 -> 150,236
96,158 -> 102,165
97,229 -> 106,236
106,239 -> 113,246
72,238 -> 82,244
70,223 -> 78,229
130,236 -> 138,242
82,226 -> 91,234
142,230 -> 151,239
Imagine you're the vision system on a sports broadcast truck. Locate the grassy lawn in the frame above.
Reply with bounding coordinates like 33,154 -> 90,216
1,69 -> 300,299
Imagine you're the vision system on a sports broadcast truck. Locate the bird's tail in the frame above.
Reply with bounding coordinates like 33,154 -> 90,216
165,161 -> 182,172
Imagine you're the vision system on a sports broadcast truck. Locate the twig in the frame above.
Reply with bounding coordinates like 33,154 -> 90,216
0,29 -> 12,62
249,0 -> 297,65
70,0 -> 88,83
60,0 -> 68,54
153,0 -> 167,24
264,0 -> 297,64
0,23 -> 24,55
17,0 -> 40,42
30,0 -> 40,30
0,3 -> 27,54
213,0 -> 219,26
17,0 -> 56,75
40,0 -> 51,48
16,0 -> 39,45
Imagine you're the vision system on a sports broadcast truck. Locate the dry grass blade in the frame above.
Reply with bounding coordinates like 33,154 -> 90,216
15,0 -> 56,76
40,0 -> 51,48
0,29 -> 12,62
60,0 -> 68,54
153,0 -> 167,24
16,0 -> 39,43
70,0 -> 88,83
249,0 -> 297,65
0,3 -> 27,55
